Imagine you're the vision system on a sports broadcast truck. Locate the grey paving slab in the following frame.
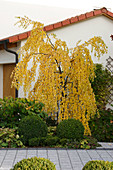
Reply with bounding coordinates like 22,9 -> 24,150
99,142 -> 113,149
87,150 -> 101,159
0,143 -> 113,170
102,157 -> 113,161
107,150 -> 113,157
96,150 -> 111,158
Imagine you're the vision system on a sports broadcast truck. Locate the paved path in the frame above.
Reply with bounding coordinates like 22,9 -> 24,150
0,142 -> 113,170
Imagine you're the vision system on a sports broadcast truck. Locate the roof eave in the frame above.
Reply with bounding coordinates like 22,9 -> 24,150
0,7 -> 113,44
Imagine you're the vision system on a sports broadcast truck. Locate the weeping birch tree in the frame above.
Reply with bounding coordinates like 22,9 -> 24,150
11,16 -> 108,135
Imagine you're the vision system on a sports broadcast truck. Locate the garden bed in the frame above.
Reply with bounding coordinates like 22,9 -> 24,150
0,97 -> 112,150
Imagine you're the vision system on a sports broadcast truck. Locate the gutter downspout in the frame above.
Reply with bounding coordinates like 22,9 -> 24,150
3,40 -> 18,98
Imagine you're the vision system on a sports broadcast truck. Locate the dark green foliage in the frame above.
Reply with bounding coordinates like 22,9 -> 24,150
82,160 -> 113,170
46,116 -> 57,126
11,157 -> 56,170
89,108 -> 113,142
0,128 -> 24,148
56,119 -> 84,140
59,138 -> 68,146
18,115 -> 48,145
0,97 -> 47,128
27,135 -> 100,149
39,137 -> 46,146
90,64 -> 113,109
45,136 -> 59,146
29,137 -> 40,147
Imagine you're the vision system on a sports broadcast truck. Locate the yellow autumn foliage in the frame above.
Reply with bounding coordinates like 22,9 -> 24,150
11,16 -> 108,135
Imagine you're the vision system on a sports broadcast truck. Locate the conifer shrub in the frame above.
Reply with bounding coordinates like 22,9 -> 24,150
56,119 -> 84,140
89,108 -> 113,142
90,64 -> 113,109
82,160 -> 113,170
18,115 -> 48,145
11,157 -> 56,170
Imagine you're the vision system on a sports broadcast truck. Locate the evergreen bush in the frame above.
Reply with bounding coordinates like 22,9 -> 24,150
18,115 -> 48,145
56,119 -> 84,140
90,64 -> 113,109
89,108 -> 113,142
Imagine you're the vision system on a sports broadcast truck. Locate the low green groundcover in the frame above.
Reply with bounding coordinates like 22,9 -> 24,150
0,125 -> 101,149
11,157 -> 56,170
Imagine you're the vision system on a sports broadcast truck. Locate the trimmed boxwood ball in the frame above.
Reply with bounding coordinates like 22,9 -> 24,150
18,115 -> 48,145
82,160 -> 113,170
11,157 -> 56,170
56,119 -> 84,140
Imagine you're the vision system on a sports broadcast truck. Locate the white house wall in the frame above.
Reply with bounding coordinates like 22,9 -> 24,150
0,46 -> 20,64
50,15 -> 113,67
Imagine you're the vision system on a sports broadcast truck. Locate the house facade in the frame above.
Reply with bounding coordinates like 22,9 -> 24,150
0,7 -> 113,99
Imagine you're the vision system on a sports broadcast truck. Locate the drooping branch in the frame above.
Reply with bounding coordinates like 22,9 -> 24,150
46,33 -> 63,75
46,33 -> 55,50
63,75 -> 68,90
55,59 -> 62,74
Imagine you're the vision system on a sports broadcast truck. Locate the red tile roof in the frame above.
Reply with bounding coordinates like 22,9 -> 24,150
0,7 -> 113,43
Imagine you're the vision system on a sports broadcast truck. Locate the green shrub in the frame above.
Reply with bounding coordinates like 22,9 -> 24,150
59,138 -> 67,146
45,136 -> 59,146
29,137 -> 40,147
46,116 -> 57,126
39,137 -> 46,146
0,97 -> 47,128
11,157 -> 56,170
90,64 -> 113,109
89,108 -> 113,142
18,115 -> 48,145
82,160 -> 113,170
0,128 -> 24,148
56,119 -> 84,140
